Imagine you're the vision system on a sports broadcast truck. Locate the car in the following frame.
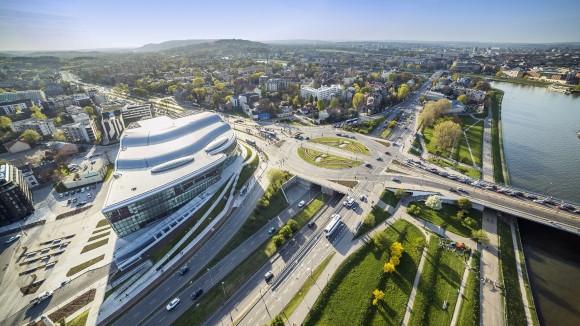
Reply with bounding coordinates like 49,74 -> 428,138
385,151 -> 391,155
87,194 -> 92,198
67,199 -> 72,204
34,290 -> 54,304
298,200 -> 305,208
268,226 -> 276,235
5,234 -> 21,243
307,221 -> 315,228
190,288 -> 203,300
179,266 -> 189,275
375,156 -> 382,161
533,199 -> 546,204
81,188 -> 85,193
524,194 -> 538,200
264,271 -> 274,283
449,187 -> 457,193
59,193 -> 64,198
72,198 -> 77,202
391,177 -> 401,183
166,298 -> 181,311
364,162 -> 372,167
359,194 -> 367,202
77,201 -> 86,207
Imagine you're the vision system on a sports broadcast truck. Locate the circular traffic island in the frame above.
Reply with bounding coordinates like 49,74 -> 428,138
297,147 -> 363,169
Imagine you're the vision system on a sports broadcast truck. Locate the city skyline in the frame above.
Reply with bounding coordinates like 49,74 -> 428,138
1,0 -> 580,51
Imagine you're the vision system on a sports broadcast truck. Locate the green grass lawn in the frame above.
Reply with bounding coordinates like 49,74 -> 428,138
457,252 -> 481,326
87,232 -> 110,242
66,254 -> 105,277
174,192 -> 327,326
66,309 -> 90,326
455,119 -> 483,167
490,89 -> 506,183
423,121 -> 452,158
297,147 -> 363,169
236,154 -> 259,191
80,238 -> 109,254
379,189 -> 400,208
243,144 -> 253,161
380,126 -> 393,139
354,205 -> 391,238
428,157 -> 482,179
304,220 -> 425,326
309,137 -> 371,155
514,225 -> 540,326
409,237 -> 468,326
342,117 -> 385,135
95,219 -> 109,228
408,202 -> 482,238
498,220 -> 527,326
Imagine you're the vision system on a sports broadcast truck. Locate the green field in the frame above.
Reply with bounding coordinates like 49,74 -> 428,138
174,195 -> 328,326
379,189 -> 400,208
428,157 -> 482,179
409,237 -> 468,326
490,89 -> 506,183
498,220 -> 527,326
309,137 -> 371,155
342,117 -> 385,134
408,202 -> 482,239
456,119 -> 484,167
304,220 -> 425,326
354,205 -> 391,238
457,252 -> 481,326
297,147 -> 363,169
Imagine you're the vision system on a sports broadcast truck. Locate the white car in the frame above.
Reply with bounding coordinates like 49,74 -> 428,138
87,194 -> 92,198
5,234 -> 21,243
298,200 -> 305,208
166,297 -> 180,311
59,193 -> 64,198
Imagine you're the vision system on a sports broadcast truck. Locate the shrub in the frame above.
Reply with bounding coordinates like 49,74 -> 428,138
407,205 -> 421,215
425,195 -> 442,210
287,219 -> 298,232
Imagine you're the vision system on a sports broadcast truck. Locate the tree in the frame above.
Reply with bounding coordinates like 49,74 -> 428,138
0,116 -> 11,129
412,237 -> 427,253
316,99 -> 326,111
406,205 -> 421,215
495,71 -> 503,78
474,81 -> 491,91
30,105 -> 47,120
293,95 -> 302,108
472,230 -> 490,244
452,73 -> 459,81
397,83 -> 410,100
406,64 -> 413,70
53,131 -> 66,141
279,225 -> 292,239
20,129 -> 41,144
389,255 -> 400,266
390,242 -> 404,256
372,289 -> 385,305
433,120 -> 462,152
419,99 -> 450,128
113,83 -> 129,94
457,197 -> 472,211
388,120 -> 397,128
363,212 -> 375,227
192,77 -> 205,88
373,232 -> 390,250
383,262 -> 395,273
330,98 -> 340,107
287,219 -> 298,232
457,94 -> 468,105
270,315 -> 285,326
273,235 -> 285,248
394,189 -> 407,199
84,106 -> 94,117
425,195 -> 443,210
261,86 -> 267,98
352,93 -> 365,110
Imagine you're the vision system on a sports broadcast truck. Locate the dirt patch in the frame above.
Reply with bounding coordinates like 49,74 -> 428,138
20,279 -> 45,295
48,288 -> 96,322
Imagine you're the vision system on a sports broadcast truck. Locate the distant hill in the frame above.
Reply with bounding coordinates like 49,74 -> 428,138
133,39 -> 216,52
161,39 -> 270,55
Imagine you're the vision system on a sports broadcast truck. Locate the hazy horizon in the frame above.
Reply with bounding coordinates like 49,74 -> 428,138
1,0 -> 579,51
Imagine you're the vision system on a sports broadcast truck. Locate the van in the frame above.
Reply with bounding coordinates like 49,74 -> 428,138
264,271 -> 274,283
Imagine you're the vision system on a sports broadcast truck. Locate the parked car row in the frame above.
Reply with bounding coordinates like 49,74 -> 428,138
59,185 -> 96,198
403,158 -> 580,214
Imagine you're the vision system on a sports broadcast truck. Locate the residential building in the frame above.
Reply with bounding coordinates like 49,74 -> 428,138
61,114 -> 98,143
300,85 -> 342,101
266,78 -> 288,92
62,155 -> 108,189
102,112 -> 238,237
0,163 -> 34,225
0,99 -> 33,116
3,140 -> 31,153
50,142 -> 78,156
0,90 -> 46,105
18,164 -> 39,189
10,118 -> 57,136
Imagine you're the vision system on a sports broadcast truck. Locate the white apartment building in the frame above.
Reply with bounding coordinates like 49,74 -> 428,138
10,118 -> 56,136
0,100 -> 33,115
300,85 -> 342,101
0,90 -> 46,104
61,114 -> 98,143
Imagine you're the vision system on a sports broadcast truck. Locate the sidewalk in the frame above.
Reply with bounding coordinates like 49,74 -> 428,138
480,209 -> 504,326
401,233 -> 431,326
509,219 -> 533,325
450,251 -> 474,326
480,106 -> 495,183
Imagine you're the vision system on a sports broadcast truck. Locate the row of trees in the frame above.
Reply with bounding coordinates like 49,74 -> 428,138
383,242 -> 405,274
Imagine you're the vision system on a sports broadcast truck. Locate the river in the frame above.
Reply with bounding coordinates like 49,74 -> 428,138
491,81 -> 580,203
491,81 -> 580,325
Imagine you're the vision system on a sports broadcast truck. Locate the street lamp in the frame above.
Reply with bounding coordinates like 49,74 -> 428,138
207,268 -> 213,286
221,281 -> 226,299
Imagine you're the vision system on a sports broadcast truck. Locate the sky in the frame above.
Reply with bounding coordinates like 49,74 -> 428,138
1,0 -> 579,51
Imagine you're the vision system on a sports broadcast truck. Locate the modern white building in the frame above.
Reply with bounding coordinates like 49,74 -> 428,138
102,112 -> 238,237
10,118 -> 57,136
121,103 -> 153,122
300,85 -> 342,101
62,155 -> 109,189
0,99 -> 33,116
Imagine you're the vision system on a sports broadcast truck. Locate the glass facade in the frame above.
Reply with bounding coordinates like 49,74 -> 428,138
105,142 -> 238,237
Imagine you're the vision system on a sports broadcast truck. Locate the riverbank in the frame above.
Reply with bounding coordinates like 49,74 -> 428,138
466,74 -> 553,88
489,89 -> 509,184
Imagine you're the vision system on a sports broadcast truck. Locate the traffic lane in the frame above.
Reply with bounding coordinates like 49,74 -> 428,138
111,184 -> 265,326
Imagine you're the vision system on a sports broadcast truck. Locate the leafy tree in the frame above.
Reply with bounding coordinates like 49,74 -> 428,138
425,195 -> 443,210
419,99 -> 450,128
53,131 -> 66,141
474,81 -> 491,91
316,99 -> 326,111
406,205 -> 421,215
292,95 -> 302,108
273,235 -> 284,248
20,129 -> 41,144
363,212 -> 375,228
452,73 -> 459,81
412,237 -> 427,253
406,64 -> 413,70
388,120 -> 397,128
113,83 -> 129,94
383,262 -> 395,273
472,230 -> 490,244
352,93 -> 365,110
397,83 -> 410,100
132,88 -> 149,98
372,232 -> 390,250
389,255 -> 400,266
0,116 -> 11,129
415,64 -> 421,71
270,315 -> 285,326
394,189 -> 407,199
372,289 -> 385,305
390,242 -> 404,255
433,120 -> 462,152
192,77 -> 204,88
575,83 -> 580,91
496,71 -> 503,78
279,225 -> 292,239
330,98 -> 340,107
457,94 -> 468,104
287,219 -> 298,232
457,197 -> 472,211
261,86 -> 267,98
84,106 -> 94,116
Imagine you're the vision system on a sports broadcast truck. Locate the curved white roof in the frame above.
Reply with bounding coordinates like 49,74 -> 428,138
103,112 -> 236,210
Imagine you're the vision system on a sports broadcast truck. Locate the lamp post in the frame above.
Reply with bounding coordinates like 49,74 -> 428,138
207,268 -> 213,286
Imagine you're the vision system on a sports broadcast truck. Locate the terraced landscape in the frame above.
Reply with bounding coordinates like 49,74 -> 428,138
297,147 -> 363,169
309,137 -> 371,155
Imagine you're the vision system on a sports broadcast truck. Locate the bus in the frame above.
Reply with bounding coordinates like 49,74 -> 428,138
345,118 -> 359,125
246,139 -> 256,146
324,214 -> 342,238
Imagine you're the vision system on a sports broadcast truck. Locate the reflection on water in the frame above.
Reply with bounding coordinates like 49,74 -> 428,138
518,218 -> 580,325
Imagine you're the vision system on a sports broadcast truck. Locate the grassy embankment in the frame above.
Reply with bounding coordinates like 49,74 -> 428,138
409,237 -> 468,326
408,202 -> 482,238
297,147 -> 363,169
457,251 -> 481,326
490,89 -> 507,184
309,137 -> 371,155
498,220 -> 527,325
303,220 -> 425,326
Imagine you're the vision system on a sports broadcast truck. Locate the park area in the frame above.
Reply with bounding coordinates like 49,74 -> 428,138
407,201 -> 482,238
309,137 -> 370,155
303,220 -> 425,326
297,147 -> 363,169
